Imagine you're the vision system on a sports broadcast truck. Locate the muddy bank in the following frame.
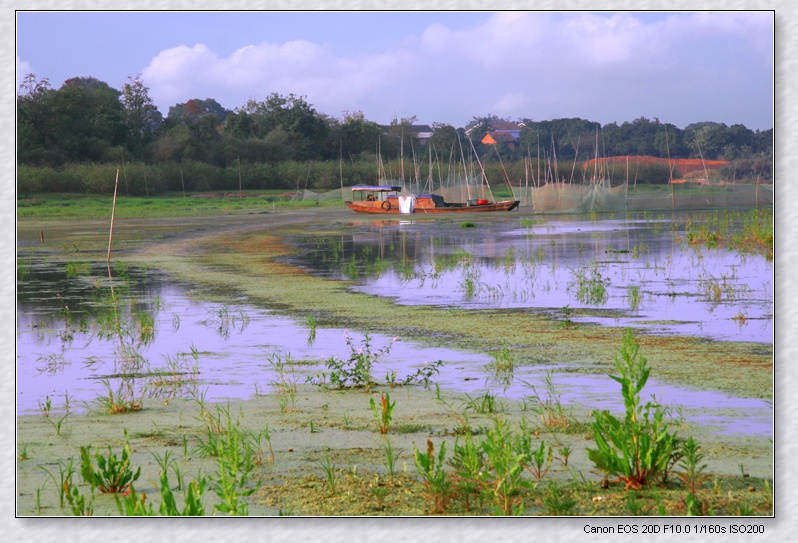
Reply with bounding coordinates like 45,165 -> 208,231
16,380 -> 773,516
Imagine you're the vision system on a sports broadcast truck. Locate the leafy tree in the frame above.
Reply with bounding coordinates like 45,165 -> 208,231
168,98 -> 231,124
224,110 -> 257,139
427,123 -> 460,164
240,93 -> 328,160
332,110 -> 382,161
17,73 -> 59,165
382,115 -> 418,157
122,74 -> 163,157
47,77 -> 127,162
150,124 -> 191,163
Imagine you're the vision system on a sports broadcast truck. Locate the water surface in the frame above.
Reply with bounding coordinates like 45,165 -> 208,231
284,213 -> 773,343
16,220 -> 772,437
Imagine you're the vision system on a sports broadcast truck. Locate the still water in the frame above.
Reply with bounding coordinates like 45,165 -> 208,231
16,212 -> 773,436
285,213 -> 773,343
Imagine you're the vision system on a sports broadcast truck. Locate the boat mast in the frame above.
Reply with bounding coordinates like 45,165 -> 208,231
457,133 -> 472,201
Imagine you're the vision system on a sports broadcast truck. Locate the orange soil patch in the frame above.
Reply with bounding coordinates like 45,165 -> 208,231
584,156 -> 729,175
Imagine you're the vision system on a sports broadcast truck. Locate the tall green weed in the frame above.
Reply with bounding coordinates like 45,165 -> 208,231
587,329 -> 680,490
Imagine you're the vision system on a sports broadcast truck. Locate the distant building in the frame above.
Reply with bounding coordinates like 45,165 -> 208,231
411,124 -> 434,145
478,121 -> 526,150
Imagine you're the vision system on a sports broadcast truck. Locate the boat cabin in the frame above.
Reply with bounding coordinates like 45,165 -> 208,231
350,185 -> 403,202
349,185 -> 447,212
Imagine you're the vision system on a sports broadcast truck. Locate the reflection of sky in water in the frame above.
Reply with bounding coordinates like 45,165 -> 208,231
289,215 -> 773,344
16,260 -> 772,437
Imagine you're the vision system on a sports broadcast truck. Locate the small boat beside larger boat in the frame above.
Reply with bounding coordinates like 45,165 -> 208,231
345,185 -> 520,214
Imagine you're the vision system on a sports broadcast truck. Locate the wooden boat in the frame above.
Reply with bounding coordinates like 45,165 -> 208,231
345,185 -> 520,214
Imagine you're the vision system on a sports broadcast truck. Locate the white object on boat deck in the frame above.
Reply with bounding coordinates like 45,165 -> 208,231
398,195 -> 416,214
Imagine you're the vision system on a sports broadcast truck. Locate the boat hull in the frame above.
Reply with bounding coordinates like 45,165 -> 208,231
346,199 -> 520,214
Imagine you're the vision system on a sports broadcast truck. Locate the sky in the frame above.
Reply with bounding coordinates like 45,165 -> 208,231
15,10 -> 774,131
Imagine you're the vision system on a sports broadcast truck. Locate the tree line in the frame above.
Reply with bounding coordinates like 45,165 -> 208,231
17,74 -> 773,194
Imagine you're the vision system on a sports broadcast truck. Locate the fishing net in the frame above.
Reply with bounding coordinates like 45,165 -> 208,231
289,189 -> 349,203
511,181 -> 773,213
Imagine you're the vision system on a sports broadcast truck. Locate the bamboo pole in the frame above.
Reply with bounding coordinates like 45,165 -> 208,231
625,156 -> 629,211
120,151 -> 129,195
107,169 -> 120,263
180,166 -> 186,198
457,134 -> 471,201
665,125 -> 674,210
339,139 -> 345,201
568,135 -> 580,185
238,155 -> 243,198
467,133 -> 494,202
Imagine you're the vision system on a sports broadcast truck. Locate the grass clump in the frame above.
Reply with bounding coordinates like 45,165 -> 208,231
308,332 -> 396,390
587,328 -> 680,490
79,431 -> 141,494
370,393 -> 395,434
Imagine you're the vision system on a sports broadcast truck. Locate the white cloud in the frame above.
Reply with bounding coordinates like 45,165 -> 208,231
142,38 -> 420,115
561,12 -> 651,67
136,12 -> 772,128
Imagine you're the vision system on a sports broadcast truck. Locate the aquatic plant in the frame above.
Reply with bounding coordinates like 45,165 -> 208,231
64,480 -> 94,516
94,378 -> 144,415
65,261 -> 90,278
541,482 -> 578,516
557,445 -> 573,467
316,453 -> 339,496
144,351 -> 200,399
380,438 -> 403,481
368,476 -> 391,511
461,391 -> 504,414
132,308 -> 156,345
527,439 -> 553,479
79,432 -> 141,494
17,444 -> 30,462
413,438 -> 453,513
41,457 -> 76,509
401,359 -> 444,388
459,265 -> 480,300
627,285 -> 641,312
569,265 -> 609,305
559,305 -> 577,329
192,405 -> 261,515
200,304 -> 249,339
479,418 -> 533,515
193,403 -> 271,468
17,258 -> 29,280
624,491 -> 654,516
680,208 -> 773,260
490,347 -> 514,373
38,396 -> 52,418
449,433 -> 484,511
49,410 -> 70,437
370,393 -> 395,434
523,371 -> 574,430
587,329 -> 681,490
209,434 -> 259,515
678,436 -> 709,516
306,313 -> 317,346
308,332 -> 397,390
116,471 -> 207,516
